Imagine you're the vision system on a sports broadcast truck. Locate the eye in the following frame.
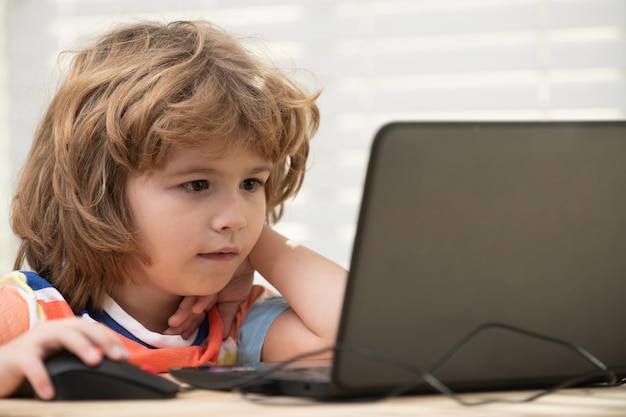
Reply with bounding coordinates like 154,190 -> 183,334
182,180 -> 209,192
241,178 -> 265,192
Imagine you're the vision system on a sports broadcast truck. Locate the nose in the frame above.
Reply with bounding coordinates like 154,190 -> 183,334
211,192 -> 247,232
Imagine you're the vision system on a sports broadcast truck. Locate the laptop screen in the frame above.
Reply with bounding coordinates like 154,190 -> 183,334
334,121 -> 626,394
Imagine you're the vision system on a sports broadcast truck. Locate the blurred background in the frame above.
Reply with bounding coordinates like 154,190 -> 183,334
0,0 -> 624,275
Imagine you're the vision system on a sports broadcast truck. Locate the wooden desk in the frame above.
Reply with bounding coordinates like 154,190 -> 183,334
2,385 -> 626,417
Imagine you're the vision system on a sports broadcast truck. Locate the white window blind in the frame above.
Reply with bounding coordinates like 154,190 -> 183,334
2,0 -> 625,271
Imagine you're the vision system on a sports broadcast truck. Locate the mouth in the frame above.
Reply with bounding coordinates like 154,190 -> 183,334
198,247 -> 239,261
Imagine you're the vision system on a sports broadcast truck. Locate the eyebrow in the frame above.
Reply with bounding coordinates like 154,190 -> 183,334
166,164 -> 273,177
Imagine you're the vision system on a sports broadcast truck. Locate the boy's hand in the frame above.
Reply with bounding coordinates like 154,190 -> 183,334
215,258 -> 255,338
0,317 -> 128,400
166,259 -> 255,339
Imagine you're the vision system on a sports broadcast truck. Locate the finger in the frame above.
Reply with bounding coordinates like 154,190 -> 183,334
38,330 -> 104,367
166,295 -> 215,336
177,314 -> 206,339
191,295 -> 216,314
165,312 -> 205,338
167,296 -> 197,328
77,321 -> 128,361
21,359 -> 55,400
37,320 -> 126,365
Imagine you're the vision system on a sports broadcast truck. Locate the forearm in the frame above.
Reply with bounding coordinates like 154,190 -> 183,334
249,226 -> 348,344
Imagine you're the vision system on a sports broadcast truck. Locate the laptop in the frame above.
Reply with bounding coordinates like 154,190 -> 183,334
170,121 -> 626,399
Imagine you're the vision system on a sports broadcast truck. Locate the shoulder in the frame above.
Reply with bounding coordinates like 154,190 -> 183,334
0,270 -> 75,323
0,271 -> 47,343
0,270 -> 52,291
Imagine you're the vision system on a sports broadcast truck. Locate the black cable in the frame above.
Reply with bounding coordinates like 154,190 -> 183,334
428,322 -> 617,385
187,321 -> 621,407
330,342 -> 622,406
330,322 -> 619,405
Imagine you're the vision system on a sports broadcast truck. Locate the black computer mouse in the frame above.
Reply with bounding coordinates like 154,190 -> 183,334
41,351 -> 180,400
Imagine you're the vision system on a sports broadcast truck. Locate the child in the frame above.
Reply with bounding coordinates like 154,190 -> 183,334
0,20 -> 347,397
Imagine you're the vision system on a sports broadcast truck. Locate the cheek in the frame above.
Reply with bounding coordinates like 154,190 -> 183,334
250,198 -> 267,225
241,198 -> 266,240
131,201 -> 192,252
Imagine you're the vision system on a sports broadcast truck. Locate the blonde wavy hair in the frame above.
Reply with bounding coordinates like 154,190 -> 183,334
11,20 -> 320,311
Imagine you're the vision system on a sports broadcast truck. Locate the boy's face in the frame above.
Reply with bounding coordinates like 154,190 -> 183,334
123,141 -> 271,300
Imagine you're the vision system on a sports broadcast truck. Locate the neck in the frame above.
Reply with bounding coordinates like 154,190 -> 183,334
112,284 -> 182,334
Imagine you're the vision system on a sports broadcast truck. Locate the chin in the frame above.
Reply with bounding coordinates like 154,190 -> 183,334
192,280 -> 233,296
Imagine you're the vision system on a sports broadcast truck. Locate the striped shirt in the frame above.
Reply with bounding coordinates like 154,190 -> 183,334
0,270 -> 289,372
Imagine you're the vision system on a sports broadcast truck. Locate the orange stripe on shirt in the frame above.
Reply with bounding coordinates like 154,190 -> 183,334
37,299 -> 75,319
122,306 -> 225,373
